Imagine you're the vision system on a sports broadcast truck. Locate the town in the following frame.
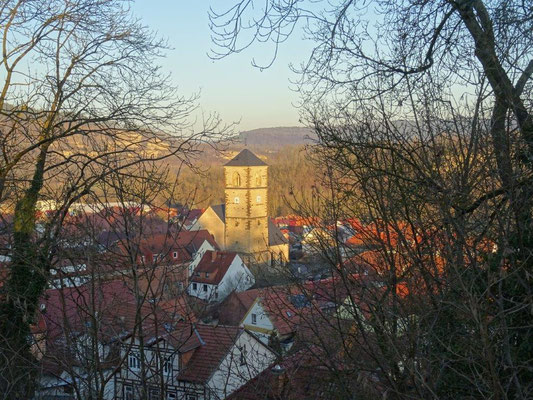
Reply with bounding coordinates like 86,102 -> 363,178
1,0 -> 531,399
1,148 -> 397,399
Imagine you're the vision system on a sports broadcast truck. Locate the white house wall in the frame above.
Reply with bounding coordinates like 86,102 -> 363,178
188,240 -> 217,277
206,331 -> 276,400
241,302 -> 274,344
217,256 -> 255,301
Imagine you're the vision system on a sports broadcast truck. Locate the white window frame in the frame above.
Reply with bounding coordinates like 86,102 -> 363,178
163,357 -> 173,375
128,352 -> 141,372
251,313 -> 257,325
256,195 -> 261,203
124,385 -> 134,400
234,197 -> 240,204
192,283 -> 197,291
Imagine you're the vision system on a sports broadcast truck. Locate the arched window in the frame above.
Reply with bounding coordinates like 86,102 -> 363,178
232,172 -> 241,187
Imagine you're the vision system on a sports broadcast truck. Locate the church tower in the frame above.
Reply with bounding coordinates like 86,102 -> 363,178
224,149 -> 269,261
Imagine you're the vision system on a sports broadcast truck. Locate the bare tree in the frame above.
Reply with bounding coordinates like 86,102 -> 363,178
210,1 -> 533,399
0,0 -> 226,397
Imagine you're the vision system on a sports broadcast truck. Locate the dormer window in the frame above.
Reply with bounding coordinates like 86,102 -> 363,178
128,352 -> 141,371
163,357 -> 173,375
240,345 -> 247,366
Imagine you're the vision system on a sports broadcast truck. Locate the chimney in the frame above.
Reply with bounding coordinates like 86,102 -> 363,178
271,364 -> 286,397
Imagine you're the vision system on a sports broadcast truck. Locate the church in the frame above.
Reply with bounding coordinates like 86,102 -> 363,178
191,149 -> 289,265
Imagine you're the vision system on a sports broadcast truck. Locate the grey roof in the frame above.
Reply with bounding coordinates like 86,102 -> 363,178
224,149 -> 267,167
268,219 -> 288,246
211,204 -> 225,222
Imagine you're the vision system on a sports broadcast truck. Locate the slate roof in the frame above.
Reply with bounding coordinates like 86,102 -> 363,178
268,219 -> 288,246
224,149 -> 267,167
211,204 -> 226,223
178,325 -> 242,383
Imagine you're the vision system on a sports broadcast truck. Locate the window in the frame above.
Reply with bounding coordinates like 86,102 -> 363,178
186,395 -> 198,400
255,174 -> 262,186
203,284 -> 208,292
232,172 -> 241,186
149,388 -> 160,400
240,345 -> 247,366
251,313 -> 257,325
192,283 -> 197,291
234,197 -> 240,204
123,385 -> 134,400
163,357 -> 173,375
205,272 -> 209,278
173,251 -> 178,259
128,352 -> 140,371
167,393 -> 177,400
256,195 -> 261,203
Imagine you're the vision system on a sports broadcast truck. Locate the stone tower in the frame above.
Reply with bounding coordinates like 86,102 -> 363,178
224,149 -> 269,261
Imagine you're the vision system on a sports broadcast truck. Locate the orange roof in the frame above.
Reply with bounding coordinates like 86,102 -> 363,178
190,251 -> 239,285
178,325 -> 242,383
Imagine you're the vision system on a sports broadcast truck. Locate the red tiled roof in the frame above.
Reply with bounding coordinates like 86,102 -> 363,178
227,350 -> 342,400
123,230 -> 219,264
178,325 -> 242,383
190,250 -> 238,285
159,295 -> 198,323
218,289 -> 262,326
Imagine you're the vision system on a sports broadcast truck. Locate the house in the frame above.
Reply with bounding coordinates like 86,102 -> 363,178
132,230 -> 219,266
188,251 -> 255,302
218,280 -> 346,349
177,324 -> 277,400
217,288 -> 300,347
115,323 -> 277,400
191,149 -> 289,265
34,279 -> 276,400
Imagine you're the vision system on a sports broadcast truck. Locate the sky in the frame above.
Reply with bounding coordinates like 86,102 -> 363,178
132,1 -> 312,132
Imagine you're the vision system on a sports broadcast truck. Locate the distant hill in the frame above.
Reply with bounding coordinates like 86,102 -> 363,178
237,127 -> 317,149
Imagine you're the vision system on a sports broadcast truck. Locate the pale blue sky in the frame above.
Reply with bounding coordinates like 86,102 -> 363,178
133,1 -> 311,131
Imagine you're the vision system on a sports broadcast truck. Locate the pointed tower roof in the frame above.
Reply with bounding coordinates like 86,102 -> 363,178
224,149 -> 267,167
